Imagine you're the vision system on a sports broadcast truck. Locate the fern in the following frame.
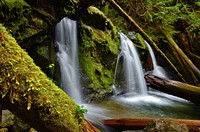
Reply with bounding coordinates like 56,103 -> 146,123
187,19 -> 200,32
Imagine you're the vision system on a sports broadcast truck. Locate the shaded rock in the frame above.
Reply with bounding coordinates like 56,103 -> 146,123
0,110 -> 14,128
144,119 -> 189,132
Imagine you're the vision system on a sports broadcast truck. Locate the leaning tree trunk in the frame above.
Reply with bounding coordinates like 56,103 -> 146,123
144,73 -> 200,103
161,29 -> 200,86
0,25 -> 99,132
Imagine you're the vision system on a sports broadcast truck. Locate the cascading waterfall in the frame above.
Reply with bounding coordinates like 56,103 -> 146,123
145,41 -> 167,78
113,32 -> 147,95
55,17 -> 82,103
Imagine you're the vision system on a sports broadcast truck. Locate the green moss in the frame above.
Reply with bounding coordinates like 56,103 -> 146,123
80,15 -> 119,94
100,3 -> 130,32
2,0 -> 29,11
36,45 -> 48,57
0,0 -> 49,45
0,24 -> 84,131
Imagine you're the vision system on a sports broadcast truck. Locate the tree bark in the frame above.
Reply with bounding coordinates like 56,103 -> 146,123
103,118 -> 200,131
0,25 -> 99,131
161,29 -> 200,86
144,73 -> 200,104
107,0 -> 186,83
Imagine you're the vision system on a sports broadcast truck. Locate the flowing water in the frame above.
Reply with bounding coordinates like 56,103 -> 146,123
55,17 -> 82,103
145,41 -> 167,78
85,33 -> 200,131
54,21 -> 200,131
113,32 -> 147,95
84,90 -> 200,131
90,91 -> 200,119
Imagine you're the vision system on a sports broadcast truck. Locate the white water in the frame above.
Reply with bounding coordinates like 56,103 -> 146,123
55,17 -> 82,103
145,41 -> 167,78
113,32 -> 147,95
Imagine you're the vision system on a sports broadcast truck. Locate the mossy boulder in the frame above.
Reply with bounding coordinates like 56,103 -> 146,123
79,6 -> 119,100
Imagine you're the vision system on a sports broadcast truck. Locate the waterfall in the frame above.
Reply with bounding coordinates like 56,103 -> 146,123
113,32 -> 147,95
55,17 -> 82,103
145,41 -> 167,78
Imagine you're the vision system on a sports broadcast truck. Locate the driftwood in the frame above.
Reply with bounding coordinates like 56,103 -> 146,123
145,73 -> 200,103
0,25 -> 99,132
103,118 -> 200,131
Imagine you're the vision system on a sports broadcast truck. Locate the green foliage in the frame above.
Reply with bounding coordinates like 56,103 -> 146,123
48,63 -> 54,69
196,2 -> 200,7
75,105 -> 88,122
143,0 -> 200,36
76,105 -> 88,114
187,19 -> 200,32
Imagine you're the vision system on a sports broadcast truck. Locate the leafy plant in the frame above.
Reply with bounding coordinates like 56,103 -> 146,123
48,63 -> 54,69
75,105 -> 88,122
76,105 -> 88,114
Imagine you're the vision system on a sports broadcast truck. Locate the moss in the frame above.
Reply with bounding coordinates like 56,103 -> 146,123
0,24 -> 84,131
79,11 -> 119,93
0,0 -> 49,46
36,45 -> 48,58
0,0 -> 30,39
79,8 -> 119,96
100,3 -> 130,32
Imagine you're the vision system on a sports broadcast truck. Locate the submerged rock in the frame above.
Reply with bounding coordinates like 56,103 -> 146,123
144,119 -> 189,132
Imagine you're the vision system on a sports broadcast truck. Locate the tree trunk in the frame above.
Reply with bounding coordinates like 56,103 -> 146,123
0,25 -> 99,132
103,118 -> 200,131
107,0 -> 186,82
144,73 -> 200,103
161,29 -> 200,86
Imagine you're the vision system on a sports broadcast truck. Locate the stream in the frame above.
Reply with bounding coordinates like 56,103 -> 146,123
84,90 -> 200,131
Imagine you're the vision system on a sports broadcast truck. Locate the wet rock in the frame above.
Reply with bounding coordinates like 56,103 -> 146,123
1,110 -> 14,128
144,119 -> 189,132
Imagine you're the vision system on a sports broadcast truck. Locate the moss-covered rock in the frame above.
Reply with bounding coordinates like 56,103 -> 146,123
0,0 -> 67,81
79,6 -> 119,100
0,0 -> 43,44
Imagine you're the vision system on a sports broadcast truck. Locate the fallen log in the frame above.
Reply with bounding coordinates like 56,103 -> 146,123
103,118 -> 200,131
144,73 -> 200,103
0,24 -> 99,132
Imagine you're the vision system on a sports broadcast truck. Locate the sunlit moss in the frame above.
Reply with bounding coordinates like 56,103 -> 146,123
0,24 -> 84,131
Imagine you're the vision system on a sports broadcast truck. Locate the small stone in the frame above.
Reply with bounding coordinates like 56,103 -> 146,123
1,110 -> 14,128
